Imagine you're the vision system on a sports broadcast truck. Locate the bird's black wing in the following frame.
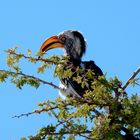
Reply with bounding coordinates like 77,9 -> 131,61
82,60 -> 103,77
62,60 -> 103,97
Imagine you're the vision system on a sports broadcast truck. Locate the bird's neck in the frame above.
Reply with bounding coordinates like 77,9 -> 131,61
64,51 -> 82,66
69,58 -> 81,66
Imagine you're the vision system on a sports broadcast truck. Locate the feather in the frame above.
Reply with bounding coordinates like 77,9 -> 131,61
60,61 -> 103,98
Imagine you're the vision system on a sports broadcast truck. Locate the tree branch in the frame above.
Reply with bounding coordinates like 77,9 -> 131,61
12,105 -> 59,118
12,97 -> 102,119
12,100 -> 71,118
6,50 -> 64,64
79,134 -> 95,140
0,69 -> 60,90
43,130 -> 92,136
122,67 -> 140,90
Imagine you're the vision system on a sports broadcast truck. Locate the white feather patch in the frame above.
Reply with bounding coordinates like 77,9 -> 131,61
59,82 -> 82,99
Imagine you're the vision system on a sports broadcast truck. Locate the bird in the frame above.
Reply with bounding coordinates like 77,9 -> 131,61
39,30 -> 103,99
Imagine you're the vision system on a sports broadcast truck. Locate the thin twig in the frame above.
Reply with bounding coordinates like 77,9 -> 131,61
6,50 -> 64,64
12,97 -> 102,119
0,69 -> 60,90
122,67 -> 140,90
47,101 -> 58,119
56,119 -> 95,140
79,134 -> 95,140
12,101 -> 71,118
12,106 -> 58,118
39,130 -> 92,136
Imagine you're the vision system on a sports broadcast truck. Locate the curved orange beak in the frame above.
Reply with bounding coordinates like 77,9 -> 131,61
39,36 -> 64,53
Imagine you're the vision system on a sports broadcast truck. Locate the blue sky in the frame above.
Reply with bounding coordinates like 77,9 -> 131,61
0,0 -> 140,139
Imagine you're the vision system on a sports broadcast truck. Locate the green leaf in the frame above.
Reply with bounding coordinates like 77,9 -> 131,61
0,72 -> 8,82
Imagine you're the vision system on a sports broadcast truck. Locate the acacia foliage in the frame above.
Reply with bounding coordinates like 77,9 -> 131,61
0,47 -> 140,140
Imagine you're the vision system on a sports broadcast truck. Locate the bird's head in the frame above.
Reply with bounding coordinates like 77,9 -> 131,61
39,30 -> 86,61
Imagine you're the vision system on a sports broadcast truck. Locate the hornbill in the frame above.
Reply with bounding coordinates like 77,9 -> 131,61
39,30 -> 103,98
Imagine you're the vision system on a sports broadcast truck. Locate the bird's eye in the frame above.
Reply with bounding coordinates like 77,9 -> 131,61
59,35 -> 66,43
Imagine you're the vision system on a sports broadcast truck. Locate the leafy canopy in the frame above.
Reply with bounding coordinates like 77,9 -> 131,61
0,47 -> 140,140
